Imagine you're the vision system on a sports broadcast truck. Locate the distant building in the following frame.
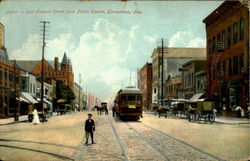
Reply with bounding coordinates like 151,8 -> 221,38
165,75 -> 182,100
88,94 -> 96,109
73,82 -> 84,111
180,60 -> 206,100
151,47 -> 206,102
203,1 -> 249,116
15,53 -> 74,89
138,62 -> 152,111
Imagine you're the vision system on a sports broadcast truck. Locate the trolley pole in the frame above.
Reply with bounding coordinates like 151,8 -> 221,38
40,21 -> 50,113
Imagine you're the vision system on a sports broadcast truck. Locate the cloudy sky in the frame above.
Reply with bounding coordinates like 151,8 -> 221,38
0,1 -> 222,102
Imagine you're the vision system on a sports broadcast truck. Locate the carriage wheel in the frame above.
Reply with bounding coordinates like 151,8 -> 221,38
209,114 -> 215,124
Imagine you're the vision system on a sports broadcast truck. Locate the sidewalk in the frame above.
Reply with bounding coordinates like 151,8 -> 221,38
0,115 -> 28,125
215,116 -> 250,124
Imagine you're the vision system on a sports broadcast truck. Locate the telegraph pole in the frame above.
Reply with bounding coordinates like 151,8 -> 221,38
79,73 -> 81,111
40,21 -> 49,113
157,38 -> 167,105
13,59 -> 18,121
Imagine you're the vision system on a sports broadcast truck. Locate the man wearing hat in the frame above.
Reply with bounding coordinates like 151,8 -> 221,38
84,113 -> 95,145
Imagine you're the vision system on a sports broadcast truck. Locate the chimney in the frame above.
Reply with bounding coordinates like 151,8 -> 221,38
54,57 -> 59,71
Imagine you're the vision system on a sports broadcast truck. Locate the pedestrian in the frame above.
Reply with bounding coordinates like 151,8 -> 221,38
247,103 -> 250,119
32,108 -> 40,125
84,113 -> 95,145
235,105 -> 242,118
112,106 -> 115,117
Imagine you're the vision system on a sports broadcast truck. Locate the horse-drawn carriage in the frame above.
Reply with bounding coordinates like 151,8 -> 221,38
186,101 -> 215,124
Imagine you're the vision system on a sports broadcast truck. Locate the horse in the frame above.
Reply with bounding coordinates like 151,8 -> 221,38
94,106 -> 103,115
157,106 -> 169,118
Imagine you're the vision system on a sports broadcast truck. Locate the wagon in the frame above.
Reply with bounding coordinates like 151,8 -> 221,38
187,101 -> 215,124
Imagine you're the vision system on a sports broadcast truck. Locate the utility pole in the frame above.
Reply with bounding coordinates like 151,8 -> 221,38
79,73 -> 81,111
157,38 -> 167,105
40,21 -> 50,113
13,59 -> 18,121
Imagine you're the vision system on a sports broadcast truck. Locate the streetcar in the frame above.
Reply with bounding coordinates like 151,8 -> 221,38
114,87 -> 143,120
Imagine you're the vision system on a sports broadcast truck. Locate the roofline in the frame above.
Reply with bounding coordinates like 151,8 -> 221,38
203,1 -> 243,25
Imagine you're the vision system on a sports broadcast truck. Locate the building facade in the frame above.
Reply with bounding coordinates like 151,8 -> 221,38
203,1 -> 249,116
139,62 -> 152,111
0,23 -> 20,118
31,53 -> 74,89
165,76 -> 182,100
181,60 -> 206,99
88,94 -> 96,109
151,47 -> 206,102
73,82 -> 84,111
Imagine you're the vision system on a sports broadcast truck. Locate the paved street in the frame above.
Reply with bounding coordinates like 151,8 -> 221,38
0,112 -> 249,161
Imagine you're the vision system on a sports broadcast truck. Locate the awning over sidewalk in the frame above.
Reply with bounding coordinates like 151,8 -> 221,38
21,92 -> 38,104
16,97 -> 29,103
189,93 -> 205,102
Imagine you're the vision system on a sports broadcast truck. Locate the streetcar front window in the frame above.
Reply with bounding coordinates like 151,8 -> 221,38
121,95 -> 126,103
128,96 -> 136,105
137,96 -> 141,104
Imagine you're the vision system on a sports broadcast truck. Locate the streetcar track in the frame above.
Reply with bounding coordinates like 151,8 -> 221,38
108,116 -> 129,161
0,144 -> 74,160
0,139 -> 77,149
140,122 -> 224,161
124,122 -> 171,161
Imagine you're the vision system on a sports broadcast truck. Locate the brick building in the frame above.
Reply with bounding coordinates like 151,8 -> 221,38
203,1 -> 249,116
16,53 -> 74,90
0,23 -> 20,118
138,62 -> 152,111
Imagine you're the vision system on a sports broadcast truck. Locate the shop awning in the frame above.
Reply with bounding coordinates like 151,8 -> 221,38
16,97 -> 29,103
189,93 -> 205,102
21,92 -> 38,104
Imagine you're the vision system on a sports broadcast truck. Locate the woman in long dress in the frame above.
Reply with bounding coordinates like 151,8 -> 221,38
32,109 -> 40,124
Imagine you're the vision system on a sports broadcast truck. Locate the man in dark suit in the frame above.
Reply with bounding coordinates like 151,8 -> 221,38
85,114 -> 95,145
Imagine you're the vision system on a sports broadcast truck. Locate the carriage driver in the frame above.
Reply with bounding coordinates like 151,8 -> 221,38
84,114 -> 96,145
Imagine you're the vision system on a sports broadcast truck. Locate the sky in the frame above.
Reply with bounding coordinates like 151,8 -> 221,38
0,0 -> 222,102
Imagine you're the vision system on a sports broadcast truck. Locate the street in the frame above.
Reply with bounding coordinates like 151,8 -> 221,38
0,112 -> 249,161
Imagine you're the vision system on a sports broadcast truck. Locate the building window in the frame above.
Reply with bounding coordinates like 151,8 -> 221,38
222,30 -> 225,43
233,56 -> 238,75
239,18 -> 244,41
212,37 -> 215,53
217,62 -> 220,77
227,26 -> 231,48
239,54 -> 244,73
216,33 -> 220,50
208,39 -> 211,54
233,23 -> 238,44
229,58 -> 232,76
154,88 -> 157,93
30,83 -> 32,93
222,61 -> 226,76
33,84 -> 36,93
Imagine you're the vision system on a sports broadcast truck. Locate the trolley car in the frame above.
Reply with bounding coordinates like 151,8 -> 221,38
114,87 -> 143,120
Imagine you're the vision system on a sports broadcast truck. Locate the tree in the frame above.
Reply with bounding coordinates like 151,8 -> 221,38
56,80 -> 75,103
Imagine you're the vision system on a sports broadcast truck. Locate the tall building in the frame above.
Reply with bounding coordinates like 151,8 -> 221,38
139,62 -> 152,111
0,23 -> 20,118
203,1 -> 249,116
151,47 -> 206,102
73,82 -> 84,111
16,53 -> 74,89
165,76 -> 182,100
